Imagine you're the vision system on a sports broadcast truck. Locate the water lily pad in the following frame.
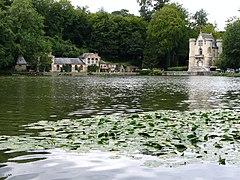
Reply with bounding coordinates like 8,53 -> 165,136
1,109 -> 240,166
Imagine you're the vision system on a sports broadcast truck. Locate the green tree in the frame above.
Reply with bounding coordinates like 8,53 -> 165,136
8,0 -> 52,71
111,9 -> 132,17
190,9 -> 222,39
192,9 -> 208,27
0,7 -> 15,69
0,0 -> 12,10
43,0 -> 75,38
89,12 -> 147,66
64,7 -> 91,48
137,0 -> 169,21
219,20 -> 240,69
50,36 -> 84,57
143,3 -> 189,69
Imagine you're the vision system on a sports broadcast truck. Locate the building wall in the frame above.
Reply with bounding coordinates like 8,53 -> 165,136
51,64 -> 87,72
82,53 -> 101,66
15,65 -> 27,71
188,34 -> 222,72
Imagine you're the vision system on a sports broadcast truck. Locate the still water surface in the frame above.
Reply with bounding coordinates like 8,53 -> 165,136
0,75 -> 240,179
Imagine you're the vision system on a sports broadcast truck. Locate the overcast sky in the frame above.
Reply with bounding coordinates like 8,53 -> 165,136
70,0 -> 240,31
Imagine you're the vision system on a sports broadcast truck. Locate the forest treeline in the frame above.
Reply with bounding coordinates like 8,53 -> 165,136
0,0 -> 238,72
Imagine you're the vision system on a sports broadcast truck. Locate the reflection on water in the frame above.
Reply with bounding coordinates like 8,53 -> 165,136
184,76 -> 240,109
0,75 -> 240,179
1,149 -> 240,180
0,76 -> 239,136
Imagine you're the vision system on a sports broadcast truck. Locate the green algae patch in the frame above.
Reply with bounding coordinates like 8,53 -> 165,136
1,109 -> 240,166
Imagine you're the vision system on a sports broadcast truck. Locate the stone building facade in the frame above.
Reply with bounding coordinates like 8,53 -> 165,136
79,53 -> 101,66
50,53 -> 101,72
51,57 -> 86,72
188,32 -> 222,72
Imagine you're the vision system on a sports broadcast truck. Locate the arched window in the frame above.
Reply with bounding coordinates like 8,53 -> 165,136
199,48 -> 203,55
207,47 -> 211,54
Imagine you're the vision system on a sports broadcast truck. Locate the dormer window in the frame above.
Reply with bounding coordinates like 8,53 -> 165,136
198,40 -> 203,46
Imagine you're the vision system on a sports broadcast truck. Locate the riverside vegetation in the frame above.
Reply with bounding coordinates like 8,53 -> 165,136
0,0 -> 239,72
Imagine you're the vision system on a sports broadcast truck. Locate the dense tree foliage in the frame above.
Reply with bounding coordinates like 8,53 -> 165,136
143,3 -> 189,69
0,0 -> 226,71
89,11 -> 147,66
137,0 -> 169,21
7,0 -> 51,71
218,20 -> 240,69
192,9 -> 208,27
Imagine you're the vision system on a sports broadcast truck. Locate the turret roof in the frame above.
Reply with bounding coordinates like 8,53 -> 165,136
16,56 -> 27,65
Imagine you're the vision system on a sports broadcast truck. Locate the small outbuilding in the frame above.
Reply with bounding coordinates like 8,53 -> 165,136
15,56 -> 28,71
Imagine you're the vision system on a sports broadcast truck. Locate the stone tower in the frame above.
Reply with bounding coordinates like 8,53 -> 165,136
188,32 -> 222,72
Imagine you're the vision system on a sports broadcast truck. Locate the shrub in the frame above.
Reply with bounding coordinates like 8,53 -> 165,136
167,66 -> 188,71
138,69 -> 152,75
88,64 -> 99,72
151,70 -> 162,75
138,69 -> 162,76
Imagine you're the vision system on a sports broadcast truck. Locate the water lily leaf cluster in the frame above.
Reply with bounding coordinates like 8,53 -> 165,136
0,109 -> 240,166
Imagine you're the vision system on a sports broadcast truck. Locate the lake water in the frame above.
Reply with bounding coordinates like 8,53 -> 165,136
0,75 -> 240,179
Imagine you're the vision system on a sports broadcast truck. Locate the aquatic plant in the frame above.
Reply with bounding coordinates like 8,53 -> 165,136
0,109 -> 240,166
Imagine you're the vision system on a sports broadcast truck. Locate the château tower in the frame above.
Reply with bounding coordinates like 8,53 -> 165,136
188,32 -> 222,72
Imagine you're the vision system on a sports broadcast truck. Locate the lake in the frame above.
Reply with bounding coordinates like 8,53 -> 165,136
0,75 -> 240,179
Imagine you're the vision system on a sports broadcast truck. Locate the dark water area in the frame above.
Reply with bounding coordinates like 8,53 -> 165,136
0,75 -> 240,179
0,76 -> 239,136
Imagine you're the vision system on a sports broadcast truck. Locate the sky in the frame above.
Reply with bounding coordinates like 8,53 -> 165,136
70,0 -> 240,31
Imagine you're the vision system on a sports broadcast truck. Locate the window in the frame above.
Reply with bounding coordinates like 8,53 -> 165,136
198,40 -> 203,46
199,48 -> 203,55
207,47 -> 211,54
57,65 -> 60,70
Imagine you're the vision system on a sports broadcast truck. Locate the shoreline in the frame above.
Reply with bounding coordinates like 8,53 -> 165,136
1,71 -> 240,77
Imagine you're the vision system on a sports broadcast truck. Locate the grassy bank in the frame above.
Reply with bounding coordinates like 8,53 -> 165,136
213,72 -> 240,77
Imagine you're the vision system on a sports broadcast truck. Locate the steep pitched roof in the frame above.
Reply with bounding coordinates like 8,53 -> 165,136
16,56 -> 27,65
201,33 -> 214,40
54,58 -> 85,65
79,53 -> 100,59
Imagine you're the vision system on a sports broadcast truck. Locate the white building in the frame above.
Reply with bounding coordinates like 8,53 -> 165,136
50,53 -> 101,72
51,56 -> 86,72
188,32 -> 222,72
79,53 -> 101,66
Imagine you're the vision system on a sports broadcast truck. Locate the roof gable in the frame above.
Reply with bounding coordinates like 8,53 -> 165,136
198,33 -> 214,41
79,53 -> 100,59
16,56 -> 27,65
